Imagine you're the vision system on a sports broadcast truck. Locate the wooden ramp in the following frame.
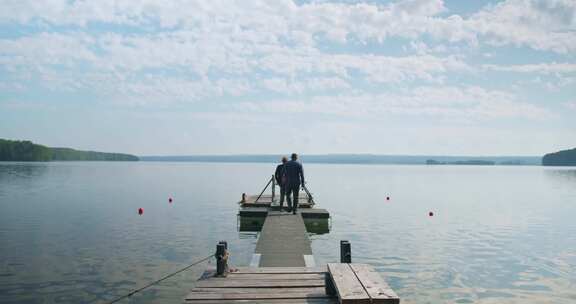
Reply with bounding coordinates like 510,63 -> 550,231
185,266 -> 336,303
254,211 -> 313,267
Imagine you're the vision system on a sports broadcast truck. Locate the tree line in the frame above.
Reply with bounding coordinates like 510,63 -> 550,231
542,148 -> 576,166
0,139 -> 138,161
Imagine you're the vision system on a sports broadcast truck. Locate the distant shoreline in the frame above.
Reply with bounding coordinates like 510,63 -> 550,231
139,154 -> 542,166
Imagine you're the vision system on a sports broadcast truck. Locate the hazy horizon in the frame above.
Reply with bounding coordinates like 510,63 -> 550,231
1,1 -> 575,155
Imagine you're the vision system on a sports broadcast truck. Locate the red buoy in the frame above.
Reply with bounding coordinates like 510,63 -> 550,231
169,197 -> 173,203
429,211 -> 434,217
138,208 -> 143,215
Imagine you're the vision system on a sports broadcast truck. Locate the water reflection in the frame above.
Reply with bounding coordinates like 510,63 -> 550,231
544,168 -> 576,182
1,163 -> 575,303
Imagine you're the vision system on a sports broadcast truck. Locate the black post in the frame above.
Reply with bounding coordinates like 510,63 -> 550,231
216,242 -> 227,276
325,272 -> 336,295
340,240 -> 351,263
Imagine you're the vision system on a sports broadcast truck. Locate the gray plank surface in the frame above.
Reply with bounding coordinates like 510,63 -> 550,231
327,263 -> 370,304
186,290 -> 329,300
195,279 -> 324,288
186,268 -> 337,303
348,264 -> 400,304
186,299 -> 337,304
255,212 -> 312,267
234,267 -> 326,274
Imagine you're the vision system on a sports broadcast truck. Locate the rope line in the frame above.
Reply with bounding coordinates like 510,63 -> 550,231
105,254 -> 213,304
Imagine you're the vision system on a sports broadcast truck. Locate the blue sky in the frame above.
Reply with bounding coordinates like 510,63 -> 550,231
0,0 -> 575,155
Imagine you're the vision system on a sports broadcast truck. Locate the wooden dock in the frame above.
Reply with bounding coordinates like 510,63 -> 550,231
254,212 -> 314,267
185,264 -> 399,303
185,266 -> 336,303
184,184 -> 399,303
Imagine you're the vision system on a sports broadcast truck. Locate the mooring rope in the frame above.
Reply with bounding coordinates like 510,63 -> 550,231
105,254 -> 213,304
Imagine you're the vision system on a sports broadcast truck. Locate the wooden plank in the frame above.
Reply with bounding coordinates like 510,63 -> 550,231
349,264 -> 399,304
186,290 -> 329,300
195,279 -> 325,288
327,263 -> 370,304
224,273 -> 325,280
185,299 -> 337,304
190,287 -> 326,294
234,267 -> 326,274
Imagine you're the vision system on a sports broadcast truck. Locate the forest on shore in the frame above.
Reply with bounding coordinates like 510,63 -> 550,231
0,139 -> 138,161
542,148 -> 576,166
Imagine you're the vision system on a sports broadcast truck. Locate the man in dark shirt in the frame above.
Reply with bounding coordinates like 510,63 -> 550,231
284,153 -> 305,214
274,156 -> 288,210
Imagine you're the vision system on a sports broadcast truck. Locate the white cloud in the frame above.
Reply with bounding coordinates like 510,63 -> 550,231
233,86 -> 551,121
469,0 -> 576,53
0,0 -> 573,113
484,63 -> 576,74
1,0 -> 574,52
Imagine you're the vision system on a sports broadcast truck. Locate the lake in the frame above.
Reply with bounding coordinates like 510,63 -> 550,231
1,162 -> 575,303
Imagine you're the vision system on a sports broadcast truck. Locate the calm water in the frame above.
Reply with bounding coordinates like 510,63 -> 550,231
0,162 -> 575,303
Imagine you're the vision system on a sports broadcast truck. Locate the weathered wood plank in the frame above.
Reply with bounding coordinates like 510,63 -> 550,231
349,264 -> 399,304
186,290 -> 329,300
224,273 -> 325,280
196,279 -> 325,288
327,263 -> 370,304
190,287 -> 326,294
234,267 -> 326,274
185,299 -> 337,304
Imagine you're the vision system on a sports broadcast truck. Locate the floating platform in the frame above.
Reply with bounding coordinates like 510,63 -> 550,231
240,193 -> 314,209
239,207 -> 329,219
238,189 -> 330,234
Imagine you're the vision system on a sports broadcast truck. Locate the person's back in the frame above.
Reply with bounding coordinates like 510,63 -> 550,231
284,153 -> 304,214
274,156 -> 288,209
283,160 -> 303,186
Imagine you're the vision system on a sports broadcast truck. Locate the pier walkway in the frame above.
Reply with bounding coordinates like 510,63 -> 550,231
184,186 -> 399,303
254,211 -> 314,267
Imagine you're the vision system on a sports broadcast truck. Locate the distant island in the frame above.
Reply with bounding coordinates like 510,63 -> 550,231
542,148 -> 576,166
0,139 -> 138,161
140,154 -> 541,165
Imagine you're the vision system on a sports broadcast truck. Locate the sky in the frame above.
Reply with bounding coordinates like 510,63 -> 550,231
0,0 -> 575,156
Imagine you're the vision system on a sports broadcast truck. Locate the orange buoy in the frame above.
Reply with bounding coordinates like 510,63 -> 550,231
138,208 -> 143,215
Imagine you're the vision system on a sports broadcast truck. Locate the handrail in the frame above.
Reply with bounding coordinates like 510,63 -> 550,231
254,175 -> 274,203
302,183 -> 315,205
